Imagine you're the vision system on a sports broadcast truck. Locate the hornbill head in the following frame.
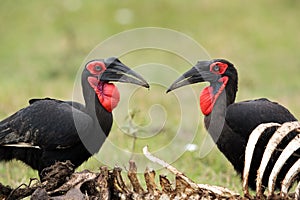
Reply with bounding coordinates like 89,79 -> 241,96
167,59 -> 238,115
83,57 -> 149,112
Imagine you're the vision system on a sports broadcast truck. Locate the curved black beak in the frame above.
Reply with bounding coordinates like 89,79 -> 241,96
100,57 -> 149,88
166,60 -> 216,93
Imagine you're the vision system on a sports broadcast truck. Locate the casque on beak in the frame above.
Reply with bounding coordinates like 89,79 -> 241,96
100,57 -> 150,88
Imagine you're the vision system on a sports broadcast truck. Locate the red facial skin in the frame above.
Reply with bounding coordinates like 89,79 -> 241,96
86,61 -> 120,112
200,62 -> 228,115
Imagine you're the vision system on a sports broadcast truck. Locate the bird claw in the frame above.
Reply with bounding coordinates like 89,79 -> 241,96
242,121 -> 300,198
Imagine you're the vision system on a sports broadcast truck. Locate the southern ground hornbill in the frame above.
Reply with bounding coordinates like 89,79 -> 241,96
0,57 -> 149,178
167,59 -> 299,190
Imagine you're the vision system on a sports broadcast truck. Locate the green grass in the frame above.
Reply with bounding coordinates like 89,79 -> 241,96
0,0 -> 300,195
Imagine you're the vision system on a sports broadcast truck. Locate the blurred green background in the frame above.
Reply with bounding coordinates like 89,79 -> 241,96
0,0 -> 300,194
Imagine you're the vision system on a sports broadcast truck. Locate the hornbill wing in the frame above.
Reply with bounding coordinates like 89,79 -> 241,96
0,98 -> 92,150
225,98 -> 297,140
30,98 -> 86,112
29,98 -> 89,125
29,97 -> 55,105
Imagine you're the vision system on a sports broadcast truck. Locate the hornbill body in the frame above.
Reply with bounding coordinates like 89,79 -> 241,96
0,57 -> 149,177
167,59 -> 299,189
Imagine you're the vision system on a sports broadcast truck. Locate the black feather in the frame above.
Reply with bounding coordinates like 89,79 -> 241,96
0,70 -> 112,178
203,63 -> 299,190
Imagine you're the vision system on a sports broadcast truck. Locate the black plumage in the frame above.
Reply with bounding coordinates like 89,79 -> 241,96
0,57 -> 149,177
167,59 -> 299,189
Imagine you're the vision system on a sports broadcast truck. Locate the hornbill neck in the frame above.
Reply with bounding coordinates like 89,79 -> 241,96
213,75 -> 238,111
204,76 -> 237,149
94,95 -> 113,136
81,78 -> 112,136
79,78 -> 113,155
226,75 -> 238,106
204,74 -> 238,142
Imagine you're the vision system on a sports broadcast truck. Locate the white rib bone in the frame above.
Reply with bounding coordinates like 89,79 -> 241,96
257,121 -> 300,195
281,158 -> 300,198
2,142 -> 41,149
296,181 -> 300,200
242,122 -> 280,196
268,134 -> 300,196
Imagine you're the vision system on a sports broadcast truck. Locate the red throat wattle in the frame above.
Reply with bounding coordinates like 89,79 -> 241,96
200,76 -> 228,115
88,77 -> 120,112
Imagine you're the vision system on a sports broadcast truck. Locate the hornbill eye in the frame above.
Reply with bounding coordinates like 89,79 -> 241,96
209,62 -> 228,75
86,61 -> 106,75
213,65 -> 220,72
94,65 -> 102,72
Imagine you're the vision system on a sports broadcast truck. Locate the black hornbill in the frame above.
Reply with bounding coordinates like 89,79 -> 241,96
167,59 -> 299,189
0,57 -> 149,178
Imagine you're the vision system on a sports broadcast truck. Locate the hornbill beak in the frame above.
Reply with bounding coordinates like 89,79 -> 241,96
100,57 -> 150,88
166,60 -> 217,93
